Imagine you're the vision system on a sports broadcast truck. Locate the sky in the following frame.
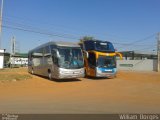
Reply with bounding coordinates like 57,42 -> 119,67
1,0 -> 160,53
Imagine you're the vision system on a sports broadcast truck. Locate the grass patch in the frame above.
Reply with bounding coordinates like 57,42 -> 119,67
0,74 -> 32,82
0,68 -> 26,72
0,68 -> 32,82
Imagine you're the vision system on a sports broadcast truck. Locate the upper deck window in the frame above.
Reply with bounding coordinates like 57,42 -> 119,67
84,40 -> 115,52
95,41 -> 115,52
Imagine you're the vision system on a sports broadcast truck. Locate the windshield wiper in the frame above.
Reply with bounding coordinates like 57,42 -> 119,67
98,65 -> 104,68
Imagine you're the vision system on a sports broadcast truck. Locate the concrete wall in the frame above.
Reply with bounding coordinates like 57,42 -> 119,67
117,59 -> 158,71
10,57 -> 28,65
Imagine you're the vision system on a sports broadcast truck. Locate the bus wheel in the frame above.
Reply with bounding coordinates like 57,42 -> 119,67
31,69 -> 34,75
84,70 -> 87,77
48,71 -> 52,80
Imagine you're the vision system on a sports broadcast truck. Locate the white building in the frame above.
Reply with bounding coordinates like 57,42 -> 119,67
10,57 -> 28,66
0,49 -> 5,69
10,53 -> 28,67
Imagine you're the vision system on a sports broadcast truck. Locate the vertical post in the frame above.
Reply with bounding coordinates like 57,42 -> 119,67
10,36 -> 16,68
157,32 -> 160,72
11,36 -> 16,55
0,0 -> 4,49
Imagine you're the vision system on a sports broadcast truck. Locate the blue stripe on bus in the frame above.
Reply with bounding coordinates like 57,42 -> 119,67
98,68 -> 117,73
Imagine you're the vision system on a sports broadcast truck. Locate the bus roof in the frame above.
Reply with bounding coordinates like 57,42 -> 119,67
54,41 -> 80,47
29,41 -> 80,52
83,40 -> 111,43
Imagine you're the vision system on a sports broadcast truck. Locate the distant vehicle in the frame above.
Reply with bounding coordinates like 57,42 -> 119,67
79,40 -> 123,78
28,41 -> 84,79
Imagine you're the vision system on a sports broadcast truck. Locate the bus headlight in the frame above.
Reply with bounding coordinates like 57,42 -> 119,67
97,69 -> 102,73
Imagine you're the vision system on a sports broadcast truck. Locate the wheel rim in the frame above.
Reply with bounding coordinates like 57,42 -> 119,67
31,69 -> 34,74
48,72 -> 52,79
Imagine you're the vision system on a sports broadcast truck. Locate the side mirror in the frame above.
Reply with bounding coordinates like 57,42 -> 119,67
52,49 -> 58,57
84,51 -> 89,58
116,52 -> 123,60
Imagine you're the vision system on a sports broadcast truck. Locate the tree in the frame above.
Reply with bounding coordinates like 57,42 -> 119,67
79,36 -> 95,43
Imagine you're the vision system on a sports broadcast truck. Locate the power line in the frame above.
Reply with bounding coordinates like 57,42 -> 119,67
113,42 -> 156,47
3,15 -> 86,38
2,16 -> 157,50
3,19 -> 81,39
2,25 -> 80,40
3,23 -> 157,49
117,34 -> 156,50
5,16 -> 144,44
129,34 -> 156,45
4,24 -> 157,54
3,16 -> 156,42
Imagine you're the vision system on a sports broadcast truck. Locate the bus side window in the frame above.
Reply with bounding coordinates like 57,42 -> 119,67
84,41 -> 94,51
52,50 -> 58,65
88,53 -> 96,68
44,46 -> 51,57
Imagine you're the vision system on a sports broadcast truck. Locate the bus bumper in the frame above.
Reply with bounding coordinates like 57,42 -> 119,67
58,68 -> 85,79
96,68 -> 117,78
96,72 -> 116,78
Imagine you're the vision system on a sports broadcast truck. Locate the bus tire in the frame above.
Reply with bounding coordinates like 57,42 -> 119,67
84,70 -> 87,77
31,68 -> 34,75
48,70 -> 52,80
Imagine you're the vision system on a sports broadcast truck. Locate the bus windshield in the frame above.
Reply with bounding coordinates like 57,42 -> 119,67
97,56 -> 116,68
57,47 -> 84,69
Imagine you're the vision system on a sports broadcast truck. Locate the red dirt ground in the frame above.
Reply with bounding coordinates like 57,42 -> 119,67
0,68 -> 160,114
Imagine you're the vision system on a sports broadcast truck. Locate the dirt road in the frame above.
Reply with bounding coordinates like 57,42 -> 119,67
0,68 -> 160,114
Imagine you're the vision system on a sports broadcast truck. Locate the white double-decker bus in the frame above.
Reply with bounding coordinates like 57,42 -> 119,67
28,41 -> 84,79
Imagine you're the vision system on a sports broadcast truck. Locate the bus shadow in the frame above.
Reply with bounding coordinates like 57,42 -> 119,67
85,76 -> 114,80
51,78 -> 82,82
32,74 -> 81,82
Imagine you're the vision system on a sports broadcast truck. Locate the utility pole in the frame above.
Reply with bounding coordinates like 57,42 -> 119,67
157,32 -> 160,72
11,36 -> 16,55
0,0 -> 4,49
10,36 -> 16,68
